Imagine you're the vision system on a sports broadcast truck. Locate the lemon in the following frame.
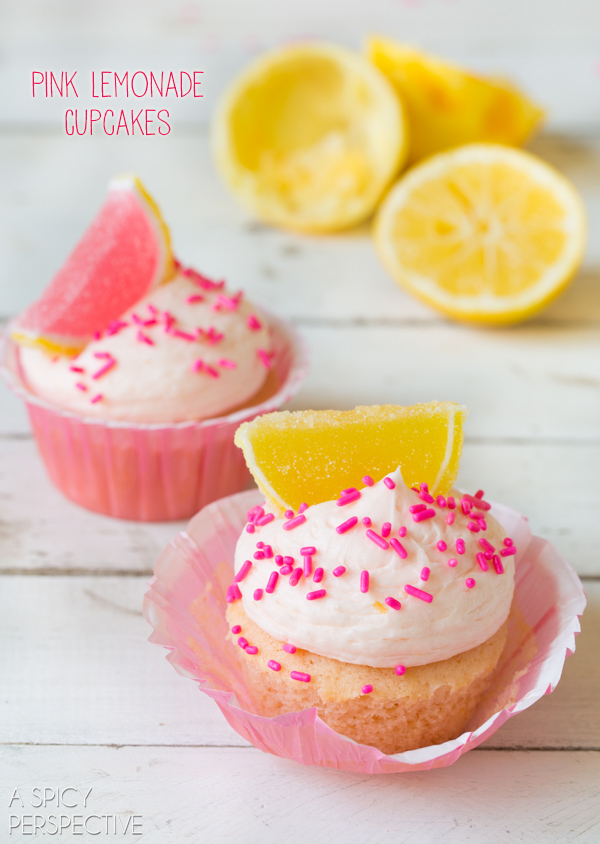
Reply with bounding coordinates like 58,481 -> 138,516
374,144 -> 586,325
213,43 -> 408,233
234,402 -> 466,513
366,36 -> 544,164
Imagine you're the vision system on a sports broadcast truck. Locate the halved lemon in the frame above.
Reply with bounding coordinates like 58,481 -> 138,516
374,144 -> 586,324
213,43 -> 408,233
234,402 -> 466,513
366,36 -> 544,164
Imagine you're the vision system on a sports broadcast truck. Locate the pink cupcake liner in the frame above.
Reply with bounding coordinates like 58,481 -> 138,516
143,489 -> 586,774
1,313 -> 309,521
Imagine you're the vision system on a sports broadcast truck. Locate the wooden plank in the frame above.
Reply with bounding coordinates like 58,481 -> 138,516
1,745 -> 598,843
1,131 -> 599,322
1,437 -> 598,575
0,576 -> 597,749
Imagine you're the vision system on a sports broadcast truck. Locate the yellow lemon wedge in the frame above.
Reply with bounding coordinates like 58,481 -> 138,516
212,43 -> 408,233
366,37 -> 544,164
374,144 -> 586,325
234,402 -> 467,513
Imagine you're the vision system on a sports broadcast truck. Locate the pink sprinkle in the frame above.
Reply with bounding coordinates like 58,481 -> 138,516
217,358 -> 237,369
231,625 -> 241,635
466,578 -> 476,589
447,558 -> 458,568
385,597 -> 401,611
282,644 -> 296,654
93,331 -> 102,340
420,567 -> 430,582
301,546 -> 316,555
265,572 -> 279,594
285,510 -> 294,519
246,524 -> 255,534
75,382 -> 87,392
456,538 -> 466,555
366,530 -> 388,550
226,583 -> 242,603
303,555 -> 313,577
186,294 -> 205,304
248,505 -> 264,522
475,489 -> 485,499
389,538 -> 407,559
420,492 -> 435,504
147,304 -> 159,315
466,494 -> 491,512
360,570 -> 369,593
290,671 -> 311,683
298,503 -> 308,514
404,584 -> 433,603
107,320 -> 128,336
504,537 -> 514,547
409,504 -> 427,514
256,513 -> 274,527
437,541 -> 447,552
362,475 -> 374,486
448,496 -> 456,510
395,664 -> 406,676
362,517 -> 372,526
412,508 -> 435,522
461,499 -> 473,515
446,513 -> 455,525
476,552 -> 489,572
238,637 -> 248,649
383,477 -> 396,490
420,482 -> 429,493
256,542 -> 264,549
337,490 -> 361,506
274,555 -> 283,566
289,567 -> 303,587
307,589 -> 326,600
313,567 -> 324,583
92,357 -> 116,379
479,538 -> 495,553
478,518 -> 488,531
245,646 -> 258,655
361,684 -> 373,695
381,522 -> 391,538
500,546 -> 517,557
253,551 -> 265,560
336,516 -> 358,534
136,330 -> 154,346
90,394 -> 103,404
258,348 -> 273,368
247,313 -> 262,331
235,560 -> 252,582
467,522 -> 480,533
69,365 -> 85,373
282,556 -> 294,566
268,660 -> 281,671
484,551 -> 493,560
436,496 -> 447,508
333,566 -> 346,577
280,565 -> 293,576
398,526 -> 407,537
253,589 -> 263,601
492,555 -> 505,574
283,514 -> 306,531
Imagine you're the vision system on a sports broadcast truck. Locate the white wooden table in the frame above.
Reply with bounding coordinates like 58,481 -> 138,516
1,2 -> 599,841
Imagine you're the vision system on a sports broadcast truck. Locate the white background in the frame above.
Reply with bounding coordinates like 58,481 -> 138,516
0,1 -> 599,841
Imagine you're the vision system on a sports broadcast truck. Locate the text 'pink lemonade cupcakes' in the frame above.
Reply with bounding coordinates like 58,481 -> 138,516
2,176 -> 308,520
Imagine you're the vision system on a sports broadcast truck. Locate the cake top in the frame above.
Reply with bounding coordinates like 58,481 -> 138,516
232,466 -> 515,668
18,267 -> 272,423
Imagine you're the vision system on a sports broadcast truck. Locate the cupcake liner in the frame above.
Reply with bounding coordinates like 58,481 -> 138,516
1,313 -> 309,521
143,489 -> 586,774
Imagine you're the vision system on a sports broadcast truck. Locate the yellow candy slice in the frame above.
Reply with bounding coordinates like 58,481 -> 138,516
234,402 -> 467,513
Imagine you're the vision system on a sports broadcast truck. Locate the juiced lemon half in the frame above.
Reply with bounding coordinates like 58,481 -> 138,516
366,36 -> 544,164
234,402 -> 466,513
374,144 -> 586,325
213,43 -> 408,233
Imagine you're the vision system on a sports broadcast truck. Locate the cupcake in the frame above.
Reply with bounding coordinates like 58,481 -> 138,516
223,406 -> 516,754
2,177 -> 308,520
